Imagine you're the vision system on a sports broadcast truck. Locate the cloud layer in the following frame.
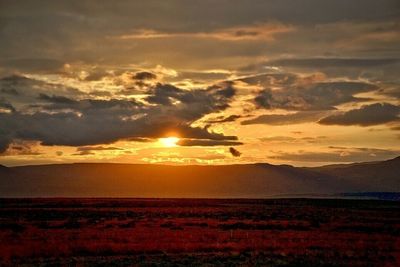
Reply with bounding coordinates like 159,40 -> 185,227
0,75 -> 238,153
319,103 -> 400,126
0,1 -> 399,165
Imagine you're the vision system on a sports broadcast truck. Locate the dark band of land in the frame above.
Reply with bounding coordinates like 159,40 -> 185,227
1,198 -> 399,266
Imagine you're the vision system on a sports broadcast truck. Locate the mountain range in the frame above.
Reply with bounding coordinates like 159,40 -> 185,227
0,156 -> 399,198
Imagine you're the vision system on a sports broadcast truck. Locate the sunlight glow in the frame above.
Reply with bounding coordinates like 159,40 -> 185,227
159,137 -> 179,147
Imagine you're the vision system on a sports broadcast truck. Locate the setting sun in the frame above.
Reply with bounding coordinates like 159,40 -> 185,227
159,137 -> 179,147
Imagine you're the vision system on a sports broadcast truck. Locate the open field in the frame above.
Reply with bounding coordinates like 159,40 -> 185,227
0,198 -> 399,266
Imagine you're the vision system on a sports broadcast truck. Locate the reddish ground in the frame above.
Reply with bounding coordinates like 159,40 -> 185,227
0,198 -> 399,266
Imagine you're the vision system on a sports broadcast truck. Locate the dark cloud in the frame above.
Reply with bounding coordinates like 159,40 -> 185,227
255,58 -> 400,82
146,82 -> 235,122
1,88 -> 19,96
72,151 -> 94,156
146,83 -> 182,105
253,81 -> 377,111
178,139 -> 242,147
0,58 -> 65,73
241,111 -> 326,125
229,147 -> 242,157
206,115 -> 242,123
271,147 -> 400,163
0,1 -> 398,74
89,90 -> 112,97
0,137 -> 11,154
128,137 -> 154,143
8,145 -> 41,156
0,76 -> 239,152
0,106 -> 237,150
0,98 -> 16,113
77,146 -> 123,152
319,103 -> 400,126
1,1 -> 397,36
0,75 -> 32,84
73,146 -> 123,156
378,87 -> 400,99
38,93 -> 77,104
133,71 -> 157,80
0,141 -> 42,156
0,75 -> 86,110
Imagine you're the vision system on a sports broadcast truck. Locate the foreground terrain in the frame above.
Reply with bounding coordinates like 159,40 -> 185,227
0,198 -> 399,266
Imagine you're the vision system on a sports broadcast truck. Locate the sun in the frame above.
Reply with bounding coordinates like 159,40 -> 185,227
159,137 -> 179,147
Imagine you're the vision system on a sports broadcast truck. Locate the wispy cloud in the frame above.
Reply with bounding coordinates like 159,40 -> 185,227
116,23 -> 294,41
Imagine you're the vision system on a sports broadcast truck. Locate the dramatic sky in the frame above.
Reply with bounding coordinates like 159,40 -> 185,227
0,0 -> 399,166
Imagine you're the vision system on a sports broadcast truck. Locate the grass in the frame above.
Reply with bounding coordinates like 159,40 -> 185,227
0,198 -> 399,266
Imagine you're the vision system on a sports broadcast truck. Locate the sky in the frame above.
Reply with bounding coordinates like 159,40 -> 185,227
0,0 -> 399,167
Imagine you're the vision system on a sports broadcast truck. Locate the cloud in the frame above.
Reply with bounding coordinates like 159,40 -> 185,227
235,73 -> 379,113
1,1 -> 398,73
0,98 -> 16,113
1,1 -> 397,36
253,81 -> 377,111
146,83 -> 182,105
178,70 -> 231,82
0,1 -> 398,167
0,137 -> 11,154
0,76 -> 239,153
242,111 -> 326,125
206,115 -> 242,123
258,57 -> 400,82
178,139 -> 242,147
0,140 -> 42,156
73,146 -> 123,156
77,146 -> 123,152
229,147 -> 242,157
271,147 -> 400,163
145,82 -> 235,119
269,58 -> 400,68
378,87 -> 400,99
319,103 -> 400,126
128,137 -> 154,143
260,135 -> 327,144
38,93 -> 77,104
132,71 -> 157,80
0,75 -> 86,110
0,58 -> 65,73
116,23 -> 294,41
237,73 -> 297,87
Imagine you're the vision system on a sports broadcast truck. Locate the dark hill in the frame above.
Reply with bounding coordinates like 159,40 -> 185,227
312,156 -> 400,192
0,163 -> 343,197
0,156 -> 399,197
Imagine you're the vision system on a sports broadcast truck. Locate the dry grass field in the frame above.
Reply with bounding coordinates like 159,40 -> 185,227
0,198 -> 399,266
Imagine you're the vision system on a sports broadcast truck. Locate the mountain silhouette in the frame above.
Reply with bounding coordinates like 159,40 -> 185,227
0,156 -> 399,197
